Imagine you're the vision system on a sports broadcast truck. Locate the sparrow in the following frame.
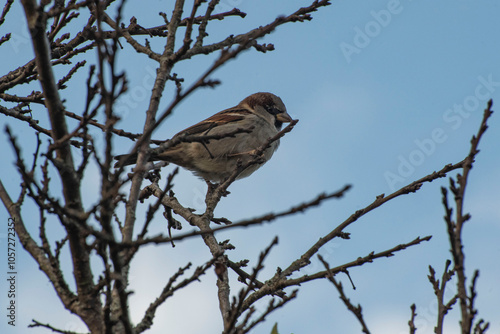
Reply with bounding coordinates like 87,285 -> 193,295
114,92 -> 294,182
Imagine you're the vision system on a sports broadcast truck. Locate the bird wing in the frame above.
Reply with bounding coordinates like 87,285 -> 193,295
173,108 -> 253,138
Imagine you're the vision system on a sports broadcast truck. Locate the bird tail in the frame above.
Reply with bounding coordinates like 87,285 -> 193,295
113,153 -> 138,167
113,152 -> 163,168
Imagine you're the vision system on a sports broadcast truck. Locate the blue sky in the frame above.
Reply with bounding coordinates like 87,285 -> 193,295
1,1 -> 499,333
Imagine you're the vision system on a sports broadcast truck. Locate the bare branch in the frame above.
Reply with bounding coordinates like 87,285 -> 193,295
0,105 -> 52,137
225,237 -> 279,331
408,304 -> 417,334
0,0 -> 14,26
441,101 -> 493,334
274,159 -> 467,284
135,255 -> 219,333
428,260 -> 458,334
319,255 -> 371,334
283,236 -> 432,288
110,183 -> 351,248
0,179 -> 79,314
28,319 -> 86,334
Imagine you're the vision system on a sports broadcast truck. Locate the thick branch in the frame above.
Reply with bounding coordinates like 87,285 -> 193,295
20,0 -> 101,330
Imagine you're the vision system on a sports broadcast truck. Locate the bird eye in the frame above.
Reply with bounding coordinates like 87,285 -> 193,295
266,105 -> 281,116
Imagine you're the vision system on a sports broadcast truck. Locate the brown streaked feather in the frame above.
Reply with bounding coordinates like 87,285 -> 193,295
173,108 -> 252,137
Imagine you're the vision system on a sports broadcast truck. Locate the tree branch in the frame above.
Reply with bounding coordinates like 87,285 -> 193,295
319,255 -> 371,334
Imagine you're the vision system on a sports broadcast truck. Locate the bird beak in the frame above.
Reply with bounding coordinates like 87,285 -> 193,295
276,111 -> 293,123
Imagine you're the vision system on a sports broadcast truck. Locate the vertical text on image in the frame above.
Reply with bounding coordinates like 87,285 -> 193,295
6,217 -> 17,326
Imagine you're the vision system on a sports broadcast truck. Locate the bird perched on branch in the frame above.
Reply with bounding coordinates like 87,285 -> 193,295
114,92 -> 294,183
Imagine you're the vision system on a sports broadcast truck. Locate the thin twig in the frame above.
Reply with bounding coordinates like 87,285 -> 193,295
319,255 -> 371,334
441,100 -> 493,334
408,304 -> 417,334
28,319 -> 84,334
